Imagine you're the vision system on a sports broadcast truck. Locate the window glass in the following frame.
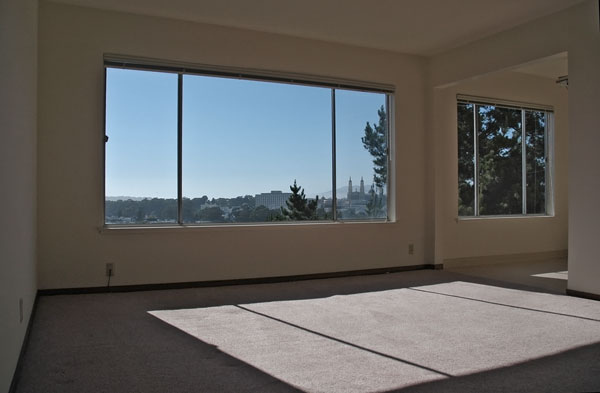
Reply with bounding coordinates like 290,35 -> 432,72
182,75 -> 331,223
525,110 -> 546,214
457,103 -> 475,216
335,90 -> 388,220
477,105 -> 523,215
457,99 -> 551,217
105,68 -> 177,224
104,65 -> 392,225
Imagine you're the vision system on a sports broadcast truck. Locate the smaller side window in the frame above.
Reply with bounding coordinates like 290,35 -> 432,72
457,98 -> 552,217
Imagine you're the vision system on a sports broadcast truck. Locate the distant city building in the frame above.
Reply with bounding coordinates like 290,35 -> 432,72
255,190 -> 292,210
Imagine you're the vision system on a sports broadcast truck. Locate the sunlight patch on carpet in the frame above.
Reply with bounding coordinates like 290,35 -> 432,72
531,271 -> 568,280
149,281 -> 600,393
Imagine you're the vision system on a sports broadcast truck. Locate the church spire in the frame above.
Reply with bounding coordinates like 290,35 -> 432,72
347,177 -> 353,200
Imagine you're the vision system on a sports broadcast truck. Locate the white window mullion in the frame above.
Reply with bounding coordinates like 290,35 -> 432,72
521,110 -> 527,215
473,105 -> 479,216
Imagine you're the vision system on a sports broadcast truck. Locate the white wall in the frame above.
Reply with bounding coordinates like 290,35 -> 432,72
37,2 -> 428,289
568,0 -> 600,296
0,0 -> 38,390
430,8 -> 568,88
433,71 -> 568,263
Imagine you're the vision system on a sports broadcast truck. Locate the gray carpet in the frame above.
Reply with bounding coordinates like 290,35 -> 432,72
14,270 -> 600,393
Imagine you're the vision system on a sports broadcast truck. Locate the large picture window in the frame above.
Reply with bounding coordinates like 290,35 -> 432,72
104,61 -> 392,225
457,96 -> 553,217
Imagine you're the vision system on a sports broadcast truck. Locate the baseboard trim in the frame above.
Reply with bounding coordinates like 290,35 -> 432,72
444,250 -> 567,269
9,294 -> 39,393
38,264 -> 442,296
566,288 -> 600,301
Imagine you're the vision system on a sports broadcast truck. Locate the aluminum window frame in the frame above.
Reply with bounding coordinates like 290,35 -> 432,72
457,95 -> 554,218
103,56 -> 395,227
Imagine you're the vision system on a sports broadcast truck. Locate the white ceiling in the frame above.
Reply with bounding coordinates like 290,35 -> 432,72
48,0 -> 583,56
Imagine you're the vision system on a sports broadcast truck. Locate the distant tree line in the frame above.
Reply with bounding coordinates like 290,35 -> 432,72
106,195 -> 270,224
105,179 -> 334,224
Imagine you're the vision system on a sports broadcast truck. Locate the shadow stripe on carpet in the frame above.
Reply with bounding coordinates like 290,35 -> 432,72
235,304 -> 454,378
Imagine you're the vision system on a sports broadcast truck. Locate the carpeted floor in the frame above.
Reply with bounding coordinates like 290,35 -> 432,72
14,269 -> 600,393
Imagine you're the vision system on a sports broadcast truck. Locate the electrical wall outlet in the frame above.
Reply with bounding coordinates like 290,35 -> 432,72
106,263 -> 115,277
408,243 -> 414,255
19,298 -> 23,323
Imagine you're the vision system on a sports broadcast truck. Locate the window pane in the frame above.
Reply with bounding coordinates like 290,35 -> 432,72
335,90 -> 387,220
105,68 -> 178,224
182,75 -> 332,223
526,110 -> 546,214
457,103 -> 475,216
477,105 -> 522,215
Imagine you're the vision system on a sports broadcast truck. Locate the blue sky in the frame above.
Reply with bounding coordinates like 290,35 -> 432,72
105,68 -> 386,199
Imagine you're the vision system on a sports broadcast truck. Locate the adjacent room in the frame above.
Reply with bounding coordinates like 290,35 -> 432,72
1,0 -> 599,392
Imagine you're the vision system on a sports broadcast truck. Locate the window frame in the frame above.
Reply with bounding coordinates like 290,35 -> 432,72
457,94 -> 554,219
102,55 -> 395,227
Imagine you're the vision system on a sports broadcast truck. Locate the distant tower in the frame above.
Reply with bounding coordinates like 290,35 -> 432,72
347,177 -> 353,200
360,177 -> 365,198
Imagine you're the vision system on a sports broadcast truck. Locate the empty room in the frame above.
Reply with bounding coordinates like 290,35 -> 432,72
1,0 -> 599,392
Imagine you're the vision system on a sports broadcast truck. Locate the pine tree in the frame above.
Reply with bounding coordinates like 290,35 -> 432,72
477,106 -> 523,215
362,105 -> 387,190
365,185 -> 385,218
279,180 -> 318,220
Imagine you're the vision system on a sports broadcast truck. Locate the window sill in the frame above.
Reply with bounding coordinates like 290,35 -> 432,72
99,219 -> 392,234
456,214 -> 554,222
